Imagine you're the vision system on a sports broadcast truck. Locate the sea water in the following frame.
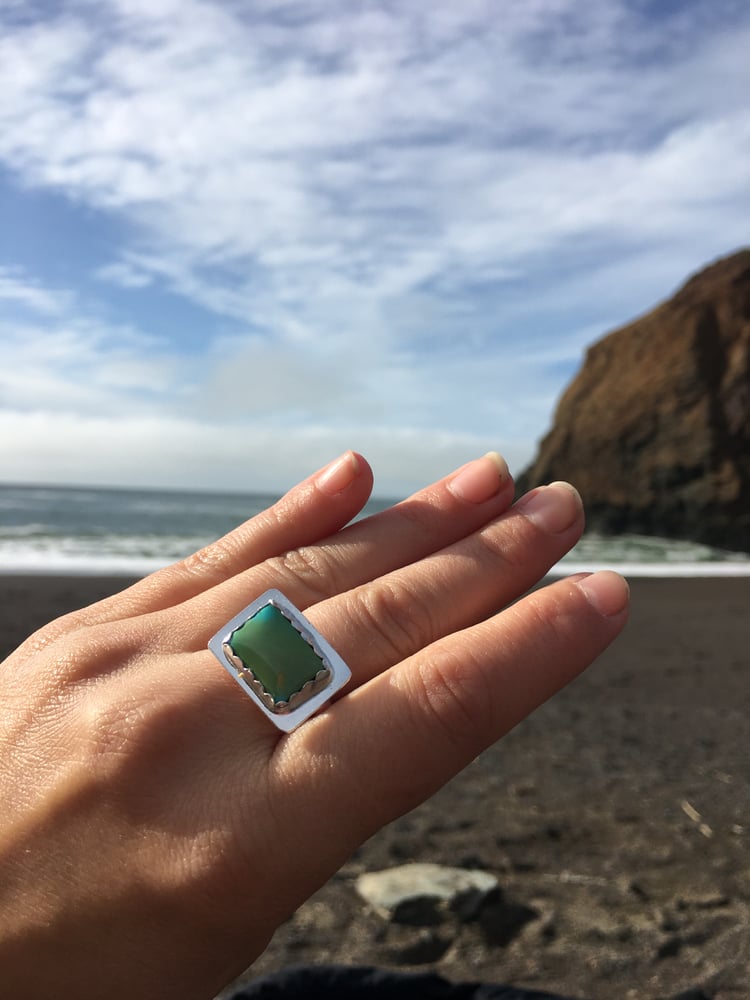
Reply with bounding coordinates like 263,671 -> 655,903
0,483 -> 748,577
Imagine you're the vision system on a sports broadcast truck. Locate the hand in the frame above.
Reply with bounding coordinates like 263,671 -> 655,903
0,452 -> 628,1000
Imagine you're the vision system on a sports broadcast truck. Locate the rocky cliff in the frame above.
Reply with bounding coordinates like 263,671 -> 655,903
518,249 -> 750,552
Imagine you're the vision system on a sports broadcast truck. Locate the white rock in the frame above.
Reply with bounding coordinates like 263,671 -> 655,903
355,863 -> 498,925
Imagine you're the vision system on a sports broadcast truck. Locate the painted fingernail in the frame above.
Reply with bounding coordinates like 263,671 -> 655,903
575,570 -> 630,618
515,481 -> 582,533
316,451 -> 361,496
448,452 -> 510,504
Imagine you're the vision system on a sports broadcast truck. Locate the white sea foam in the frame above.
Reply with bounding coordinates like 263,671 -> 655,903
550,561 -> 750,578
0,532 -> 207,576
1,535 -> 748,578
553,533 -> 750,577
1,485 -> 748,577
0,552 -> 170,576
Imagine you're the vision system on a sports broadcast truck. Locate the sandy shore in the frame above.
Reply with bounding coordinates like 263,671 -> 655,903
1,575 -> 748,999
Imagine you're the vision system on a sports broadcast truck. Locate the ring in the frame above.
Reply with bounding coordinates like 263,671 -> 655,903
207,589 -> 352,733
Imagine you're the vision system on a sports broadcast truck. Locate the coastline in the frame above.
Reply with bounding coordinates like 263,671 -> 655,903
2,575 -> 749,999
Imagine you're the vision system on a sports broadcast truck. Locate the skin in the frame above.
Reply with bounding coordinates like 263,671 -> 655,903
0,452 -> 629,999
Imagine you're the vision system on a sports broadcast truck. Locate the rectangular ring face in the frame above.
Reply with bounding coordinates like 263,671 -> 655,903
208,589 -> 351,733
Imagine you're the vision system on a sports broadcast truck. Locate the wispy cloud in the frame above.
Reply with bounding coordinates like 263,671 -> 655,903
0,268 -> 190,417
0,267 -> 72,316
3,2 -> 747,292
0,0 -> 748,491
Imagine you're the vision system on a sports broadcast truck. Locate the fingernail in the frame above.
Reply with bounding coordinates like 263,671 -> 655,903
448,452 -> 510,504
575,570 -> 630,618
515,481 -> 582,533
316,451 -> 361,496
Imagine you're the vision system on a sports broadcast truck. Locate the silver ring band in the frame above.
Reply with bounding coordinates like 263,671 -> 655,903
207,589 -> 351,733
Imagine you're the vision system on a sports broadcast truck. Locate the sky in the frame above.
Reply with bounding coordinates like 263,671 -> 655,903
0,0 -> 748,498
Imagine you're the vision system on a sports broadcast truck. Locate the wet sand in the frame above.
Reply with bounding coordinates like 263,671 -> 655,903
1,575 -> 748,999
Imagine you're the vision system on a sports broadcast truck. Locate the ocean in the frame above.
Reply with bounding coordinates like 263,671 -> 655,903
1,483 -> 748,578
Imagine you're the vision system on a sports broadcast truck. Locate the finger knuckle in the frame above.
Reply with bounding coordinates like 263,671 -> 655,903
268,544 -> 339,604
179,535 -> 242,583
475,517 -> 528,574
522,586 -> 575,643
176,503 -> 293,584
354,578 -> 437,665
409,649 -> 490,754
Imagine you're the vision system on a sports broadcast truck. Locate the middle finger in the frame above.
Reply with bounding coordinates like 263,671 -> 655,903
308,481 -> 584,689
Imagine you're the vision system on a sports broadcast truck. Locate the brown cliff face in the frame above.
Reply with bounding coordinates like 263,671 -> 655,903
518,249 -> 750,551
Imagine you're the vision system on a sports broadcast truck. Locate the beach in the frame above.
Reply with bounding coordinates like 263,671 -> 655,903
2,575 -> 748,999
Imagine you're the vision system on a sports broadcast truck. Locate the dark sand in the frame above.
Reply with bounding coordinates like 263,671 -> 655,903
1,575 -> 748,999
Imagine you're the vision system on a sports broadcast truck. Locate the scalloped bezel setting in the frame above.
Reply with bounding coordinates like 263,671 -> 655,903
207,589 -> 351,733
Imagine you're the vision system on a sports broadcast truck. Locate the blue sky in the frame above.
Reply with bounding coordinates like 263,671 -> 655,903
1,0 -> 748,497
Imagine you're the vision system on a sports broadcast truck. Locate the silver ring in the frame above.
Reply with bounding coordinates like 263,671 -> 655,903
207,589 -> 351,733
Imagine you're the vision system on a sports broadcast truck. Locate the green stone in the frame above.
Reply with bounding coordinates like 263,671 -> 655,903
227,604 -> 327,705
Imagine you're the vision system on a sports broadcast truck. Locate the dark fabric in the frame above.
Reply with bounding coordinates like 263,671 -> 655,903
227,964 -> 577,1000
